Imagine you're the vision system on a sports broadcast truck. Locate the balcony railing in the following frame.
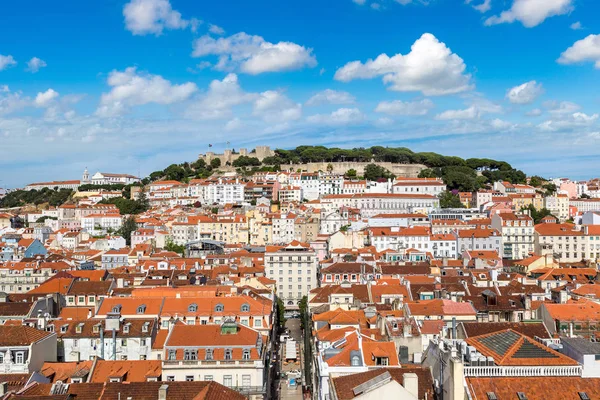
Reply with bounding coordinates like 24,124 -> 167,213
163,360 -> 261,368
464,365 -> 582,377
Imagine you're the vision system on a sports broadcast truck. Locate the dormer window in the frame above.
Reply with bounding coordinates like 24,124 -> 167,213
241,303 -> 250,312
224,349 -> 232,360
137,305 -> 146,314
215,303 -> 224,312
351,355 -> 361,366
92,324 -> 100,333
242,349 -> 251,360
188,303 -> 198,312
112,305 -> 122,313
61,324 -> 69,333
75,323 -> 84,334
142,322 -> 149,333
184,349 -> 197,360
205,349 -> 213,360
123,324 -> 130,333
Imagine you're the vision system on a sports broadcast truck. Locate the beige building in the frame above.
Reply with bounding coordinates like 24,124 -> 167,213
265,241 -> 318,308
491,213 -> 534,260
544,194 -> 570,222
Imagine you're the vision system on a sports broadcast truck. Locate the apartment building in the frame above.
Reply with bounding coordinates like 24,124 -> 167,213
265,241 -> 318,308
491,213 -> 534,260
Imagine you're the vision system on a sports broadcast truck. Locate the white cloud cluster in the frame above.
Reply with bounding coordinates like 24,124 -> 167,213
305,89 -> 355,106
192,32 -> 317,74
123,0 -> 194,35
538,112 -> 599,131
334,33 -> 473,96
185,73 -> 257,120
570,21 -> 583,30
34,89 -> 59,107
485,0 -> 574,28
0,54 -> 17,71
307,108 -> 365,125
466,0 -> 492,13
253,91 -> 302,123
558,34 -> 600,69
97,67 -> 197,117
375,99 -> 434,115
506,81 -> 544,104
546,100 -> 581,115
435,97 -> 502,120
26,57 -> 47,73
209,24 -> 225,35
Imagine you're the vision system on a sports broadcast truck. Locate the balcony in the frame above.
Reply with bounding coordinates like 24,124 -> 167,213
0,363 -> 29,373
464,365 -> 582,377
162,360 -> 262,368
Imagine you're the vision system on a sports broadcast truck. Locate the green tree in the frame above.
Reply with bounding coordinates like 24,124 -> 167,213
210,158 -> 221,169
363,164 -> 394,181
119,216 -> 138,245
165,238 -> 186,255
521,204 -> 556,224
299,295 -> 308,330
438,191 -> 465,208
345,169 -> 357,179
529,176 -> 544,188
276,298 -> 286,329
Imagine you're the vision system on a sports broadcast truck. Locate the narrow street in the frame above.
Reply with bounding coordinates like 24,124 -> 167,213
275,318 -> 304,400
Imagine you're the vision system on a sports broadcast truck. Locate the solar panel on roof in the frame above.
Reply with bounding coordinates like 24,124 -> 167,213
478,330 -> 521,356
513,341 -> 559,359
487,392 -> 498,400
578,392 -> 590,400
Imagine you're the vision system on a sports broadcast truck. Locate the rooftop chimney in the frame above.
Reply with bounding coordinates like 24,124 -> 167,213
158,384 -> 168,400
402,373 -> 419,399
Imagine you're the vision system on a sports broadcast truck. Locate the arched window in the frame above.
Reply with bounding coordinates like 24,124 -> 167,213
215,303 -> 224,312
241,303 -> 250,312
136,305 -> 146,314
351,355 -> 360,366
188,303 -> 198,312
242,349 -> 251,360
112,305 -> 121,313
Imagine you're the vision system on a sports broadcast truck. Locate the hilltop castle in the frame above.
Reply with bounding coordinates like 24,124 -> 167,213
199,146 -> 275,165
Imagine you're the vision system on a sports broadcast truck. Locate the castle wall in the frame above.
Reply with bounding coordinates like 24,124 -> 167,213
280,162 -> 426,177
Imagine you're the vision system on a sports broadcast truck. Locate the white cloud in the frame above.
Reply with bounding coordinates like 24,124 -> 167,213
546,101 -> 581,115
375,99 -> 434,115
467,0 -> 492,13
192,32 -> 317,74
209,24 -> 225,35
435,106 -> 479,120
485,0 -> 574,28
490,118 -> 516,130
506,80 -> 544,104
353,0 -> 367,4
526,108 -> 543,117
185,73 -> 256,120
558,34 -> 600,69
225,118 -> 244,131
538,112 -> 599,131
334,33 -> 473,96
97,67 -> 197,117
34,89 -> 59,108
570,21 -> 583,30
307,107 -> 365,125
0,54 -> 17,71
0,89 -> 29,116
123,0 -> 191,35
26,57 -> 47,73
305,89 -> 355,106
253,91 -> 302,123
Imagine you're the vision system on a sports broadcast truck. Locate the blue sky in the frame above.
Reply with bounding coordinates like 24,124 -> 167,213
1,0 -> 599,187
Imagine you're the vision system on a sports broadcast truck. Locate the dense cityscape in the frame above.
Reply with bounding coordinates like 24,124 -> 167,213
1,143 -> 600,399
2,0 -> 600,399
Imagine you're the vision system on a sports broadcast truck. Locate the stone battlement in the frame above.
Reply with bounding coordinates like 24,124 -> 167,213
199,146 -> 275,165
